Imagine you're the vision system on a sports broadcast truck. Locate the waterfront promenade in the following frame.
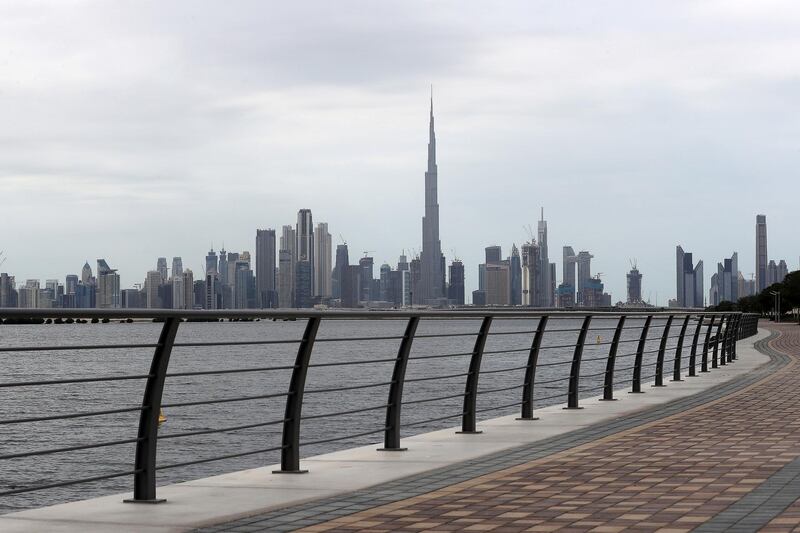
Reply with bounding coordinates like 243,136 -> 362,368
260,323 -> 798,533
2,319 -> 797,532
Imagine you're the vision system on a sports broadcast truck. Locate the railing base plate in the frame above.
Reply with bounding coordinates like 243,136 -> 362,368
455,430 -> 483,434
376,447 -> 407,452
670,379 -> 684,382
272,469 -> 308,474
651,384 -> 667,388
628,391 -> 644,394
598,398 -> 617,402
123,498 -> 166,504
563,407 -> 584,410
515,417 -> 539,421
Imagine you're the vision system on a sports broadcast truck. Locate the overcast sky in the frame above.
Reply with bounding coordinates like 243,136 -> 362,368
1,0 -> 798,303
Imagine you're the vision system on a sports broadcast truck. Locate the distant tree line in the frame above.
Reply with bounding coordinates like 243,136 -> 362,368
706,270 -> 800,317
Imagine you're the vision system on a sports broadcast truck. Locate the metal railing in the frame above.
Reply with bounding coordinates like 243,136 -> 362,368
0,309 -> 759,507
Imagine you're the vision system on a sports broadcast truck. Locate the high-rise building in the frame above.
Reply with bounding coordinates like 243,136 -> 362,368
182,269 -> 194,309
485,246 -> 502,265
172,257 -> 183,278
767,260 -> 778,286
509,245 -> 521,306
205,248 -> 218,275
676,245 -> 704,307
234,261 -> 256,309
96,259 -> 120,308
485,263 -> 510,306
341,265 -> 360,308
627,266 -> 642,304
359,256 -> 374,302
296,210 -> 314,304
256,229 -> 277,308
778,260 -> 789,284
756,214 -> 768,292
448,260 -> 465,305
576,251 -> 593,306
562,246 -> 577,305
0,273 -> 17,308
332,244 -> 349,301
419,96 -> 444,305
145,270 -> 162,309
156,257 -> 168,283
280,225 -> 297,305
81,262 -> 93,284
521,242 -> 540,306
313,222 -> 332,299
278,249 -> 294,308
410,256 -> 422,305
65,274 -> 79,295
172,274 -> 185,309
715,252 -> 738,304
294,260 -> 313,308
204,272 -> 218,310
218,247 -> 230,286
537,210 -> 552,307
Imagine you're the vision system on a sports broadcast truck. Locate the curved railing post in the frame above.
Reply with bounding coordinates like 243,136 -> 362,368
654,315 -> 674,387
518,315 -> 548,420
730,314 -> 741,361
459,317 -> 492,434
600,315 -> 626,401
712,315 -> 725,368
274,316 -> 321,473
701,316 -> 716,373
125,317 -> 180,503
630,315 -> 653,393
379,316 -> 420,451
670,315 -> 690,382
720,314 -> 732,365
565,315 -> 592,409
687,314 -> 704,377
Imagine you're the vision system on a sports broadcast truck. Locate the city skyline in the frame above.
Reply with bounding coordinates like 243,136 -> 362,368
1,1 -> 799,302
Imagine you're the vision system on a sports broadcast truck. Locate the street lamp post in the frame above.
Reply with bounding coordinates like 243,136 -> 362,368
770,290 -> 781,323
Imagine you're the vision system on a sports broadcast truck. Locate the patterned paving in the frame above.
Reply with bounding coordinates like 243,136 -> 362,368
201,323 -> 800,532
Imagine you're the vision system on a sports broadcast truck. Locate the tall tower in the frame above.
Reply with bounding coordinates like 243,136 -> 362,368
256,229 -> 277,308
313,222 -> 332,298
420,94 -> 444,304
756,214 -> 768,292
537,209 -> 551,306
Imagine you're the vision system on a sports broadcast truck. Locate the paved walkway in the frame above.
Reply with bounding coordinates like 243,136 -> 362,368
199,323 -> 800,532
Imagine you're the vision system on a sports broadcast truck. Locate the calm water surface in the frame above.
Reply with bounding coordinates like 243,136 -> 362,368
0,316 -> 678,514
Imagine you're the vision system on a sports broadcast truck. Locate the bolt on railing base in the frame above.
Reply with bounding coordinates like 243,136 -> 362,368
123,498 -> 166,504
376,447 -> 407,452
272,469 -> 308,474
515,416 -> 540,421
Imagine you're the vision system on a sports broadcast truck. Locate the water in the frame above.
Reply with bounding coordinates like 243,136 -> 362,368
0,315 -> 677,514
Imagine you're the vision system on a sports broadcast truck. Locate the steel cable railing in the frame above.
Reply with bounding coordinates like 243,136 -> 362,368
0,308 -> 758,508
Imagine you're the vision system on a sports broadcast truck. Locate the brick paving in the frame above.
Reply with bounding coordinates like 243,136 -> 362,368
295,323 -> 800,533
201,323 -> 800,532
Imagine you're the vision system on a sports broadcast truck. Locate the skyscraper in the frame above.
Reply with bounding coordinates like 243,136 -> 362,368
205,248 -> 218,275
521,242 -> 540,306
716,252 -> 738,304
171,257 -> 183,278
96,259 -> 120,308
81,262 -> 93,283
576,251 -> 593,306
359,256 -> 374,302
145,270 -> 162,309
676,245 -> 704,307
537,210 -> 552,307
756,214 -> 768,292
332,243 -> 349,301
313,222 -> 332,299
448,260 -> 465,305
296,209 -> 314,306
156,257 -> 168,283
626,266 -> 642,304
510,245 -> 522,306
419,95 -> 444,305
256,229 -> 277,308
279,225 -> 296,307
562,246 -> 577,305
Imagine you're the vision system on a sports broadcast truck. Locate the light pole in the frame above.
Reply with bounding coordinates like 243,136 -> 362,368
770,290 -> 781,323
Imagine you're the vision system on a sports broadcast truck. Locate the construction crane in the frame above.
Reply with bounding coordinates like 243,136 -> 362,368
363,250 -> 374,258
0,250 -> 6,268
629,258 -> 637,270
523,225 -> 535,242
339,234 -> 347,246
451,248 -> 460,262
